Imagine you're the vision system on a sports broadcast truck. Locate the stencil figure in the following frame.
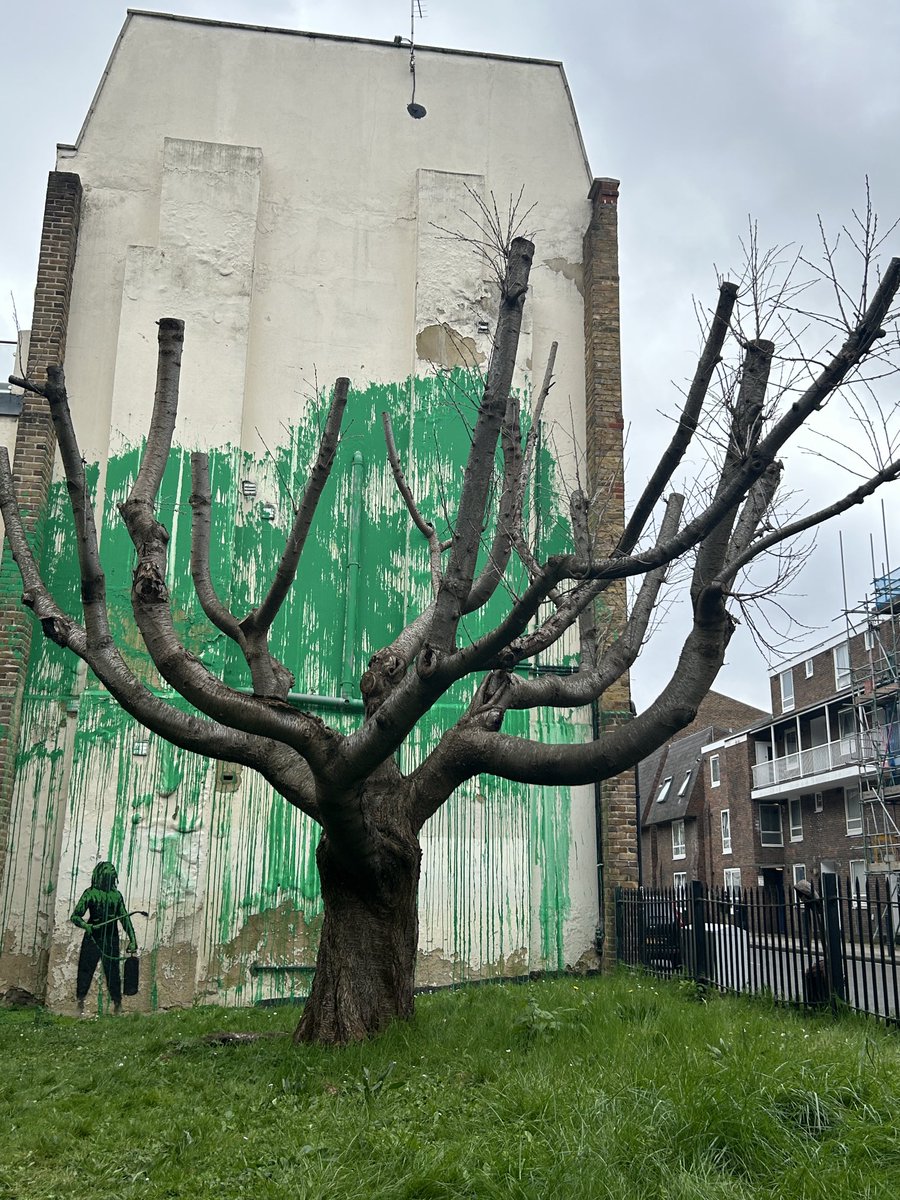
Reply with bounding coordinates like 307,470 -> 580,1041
70,860 -> 137,1014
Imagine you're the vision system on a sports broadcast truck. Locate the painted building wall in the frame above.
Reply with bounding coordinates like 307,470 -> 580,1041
0,13 -> 619,1011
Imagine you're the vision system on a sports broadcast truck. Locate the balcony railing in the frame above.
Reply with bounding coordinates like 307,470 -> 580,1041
751,726 -> 897,789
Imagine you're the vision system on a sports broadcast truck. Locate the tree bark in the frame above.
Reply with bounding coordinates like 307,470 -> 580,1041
294,820 -> 422,1045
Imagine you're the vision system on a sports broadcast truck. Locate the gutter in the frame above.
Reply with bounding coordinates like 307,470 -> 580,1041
340,450 -> 365,699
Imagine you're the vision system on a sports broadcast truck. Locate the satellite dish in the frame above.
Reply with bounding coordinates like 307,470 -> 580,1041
405,2 -> 427,119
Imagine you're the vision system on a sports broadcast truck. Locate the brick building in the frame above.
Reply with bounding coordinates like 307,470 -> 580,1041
640,591 -> 900,904
639,690 -> 769,890
0,12 -> 632,1010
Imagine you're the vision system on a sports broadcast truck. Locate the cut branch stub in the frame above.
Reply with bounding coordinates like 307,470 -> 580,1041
428,237 -> 534,652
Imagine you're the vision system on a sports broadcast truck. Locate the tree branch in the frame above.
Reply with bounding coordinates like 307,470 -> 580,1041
717,452 -> 900,585
617,281 -> 737,555
189,451 -> 245,642
382,410 -> 445,594
425,237 -> 534,658
115,321 -> 343,768
246,377 -> 349,635
0,446 -> 320,819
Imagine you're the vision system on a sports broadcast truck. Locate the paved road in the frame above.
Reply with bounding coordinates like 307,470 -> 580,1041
639,928 -> 900,1019
699,932 -> 900,1019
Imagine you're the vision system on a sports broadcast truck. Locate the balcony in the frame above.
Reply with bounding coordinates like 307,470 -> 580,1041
751,726 -> 898,792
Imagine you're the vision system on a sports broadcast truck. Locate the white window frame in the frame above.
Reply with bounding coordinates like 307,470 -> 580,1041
673,871 -> 687,897
804,658 -> 814,678
834,641 -> 851,690
783,727 -> 800,778
792,862 -> 807,887
845,786 -> 863,836
723,867 -> 742,894
788,796 -> 803,842
709,754 -> 720,787
677,768 -> 692,797
780,669 -> 795,712
720,808 -> 732,855
838,708 -> 857,759
759,803 -> 783,847
849,859 -> 867,907
656,775 -> 673,803
672,819 -> 686,860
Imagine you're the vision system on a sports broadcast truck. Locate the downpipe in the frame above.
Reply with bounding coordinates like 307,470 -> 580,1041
341,450 -> 365,699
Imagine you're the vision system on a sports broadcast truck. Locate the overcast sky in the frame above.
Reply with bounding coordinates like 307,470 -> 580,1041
4,1 -> 900,712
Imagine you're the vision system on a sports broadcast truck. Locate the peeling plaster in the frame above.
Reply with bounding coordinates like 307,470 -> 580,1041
416,324 -> 486,370
543,257 -> 584,296
3,368 -> 593,1011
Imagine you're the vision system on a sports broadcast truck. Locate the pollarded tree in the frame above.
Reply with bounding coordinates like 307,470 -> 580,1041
2,222 -> 900,1044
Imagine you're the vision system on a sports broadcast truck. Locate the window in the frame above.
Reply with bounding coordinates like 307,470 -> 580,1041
780,669 -> 795,712
804,658 -> 814,678
784,727 -> 800,777
838,708 -> 857,759
677,768 -> 693,797
792,863 -> 807,887
759,803 -> 783,847
864,628 -> 875,651
845,786 -> 863,836
814,792 -> 824,813
721,808 -> 732,854
656,775 -> 673,803
724,867 -> 742,894
710,754 -> 720,787
789,796 -> 803,842
849,859 -> 867,905
672,819 -> 686,860
834,641 -> 851,690
673,872 -> 687,897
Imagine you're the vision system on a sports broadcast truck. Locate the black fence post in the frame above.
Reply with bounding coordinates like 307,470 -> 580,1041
690,879 -> 708,984
614,887 -> 624,964
821,872 -> 846,1009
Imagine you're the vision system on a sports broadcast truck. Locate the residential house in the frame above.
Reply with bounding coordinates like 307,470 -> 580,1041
641,583 -> 900,907
0,11 -> 628,1010
639,690 -> 769,891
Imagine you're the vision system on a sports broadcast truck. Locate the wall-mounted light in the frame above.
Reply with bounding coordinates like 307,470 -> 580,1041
133,739 -> 149,757
241,480 -> 257,498
260,503 -> 276,521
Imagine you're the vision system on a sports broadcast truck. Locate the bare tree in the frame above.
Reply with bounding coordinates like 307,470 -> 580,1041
2,224 -> 899,1044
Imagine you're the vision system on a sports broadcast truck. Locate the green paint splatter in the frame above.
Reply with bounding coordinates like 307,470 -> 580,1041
3,371 -> 591,1007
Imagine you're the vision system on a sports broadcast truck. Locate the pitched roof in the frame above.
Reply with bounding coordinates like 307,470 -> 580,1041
641,725 -> 718,827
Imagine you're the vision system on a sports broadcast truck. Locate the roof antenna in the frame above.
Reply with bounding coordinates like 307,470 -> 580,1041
405,1 -> 427,118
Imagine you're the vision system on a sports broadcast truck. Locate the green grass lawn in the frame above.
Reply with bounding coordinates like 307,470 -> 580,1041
1,972 -> 899,1199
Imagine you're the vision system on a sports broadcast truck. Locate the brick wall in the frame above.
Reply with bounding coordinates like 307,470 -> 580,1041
770,614 -> 899,715
704,739 -> 754,888
582,177 -> 638,961
702,742 -> 877,891
0,172 -> 82,885
680,690 -> 768,738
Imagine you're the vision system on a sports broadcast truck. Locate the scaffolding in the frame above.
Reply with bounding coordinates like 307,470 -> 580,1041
845,561 -> 900,939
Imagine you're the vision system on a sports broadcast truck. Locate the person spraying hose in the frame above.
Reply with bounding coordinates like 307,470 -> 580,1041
70,860 -> 137,1014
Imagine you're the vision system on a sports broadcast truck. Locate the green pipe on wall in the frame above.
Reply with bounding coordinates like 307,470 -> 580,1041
340,450 -> 365,699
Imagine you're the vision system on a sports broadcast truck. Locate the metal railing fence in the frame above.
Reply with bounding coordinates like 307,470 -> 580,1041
616,874 -> 900,1022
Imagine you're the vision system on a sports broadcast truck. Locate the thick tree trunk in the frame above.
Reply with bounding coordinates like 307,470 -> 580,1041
294,826 -> 422,1044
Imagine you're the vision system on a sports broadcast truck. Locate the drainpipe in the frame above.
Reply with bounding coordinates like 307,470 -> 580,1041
635,761 -> 643,886
236,687 -> 364,713
591,698 -> 605,953
340,451 -> 364,699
